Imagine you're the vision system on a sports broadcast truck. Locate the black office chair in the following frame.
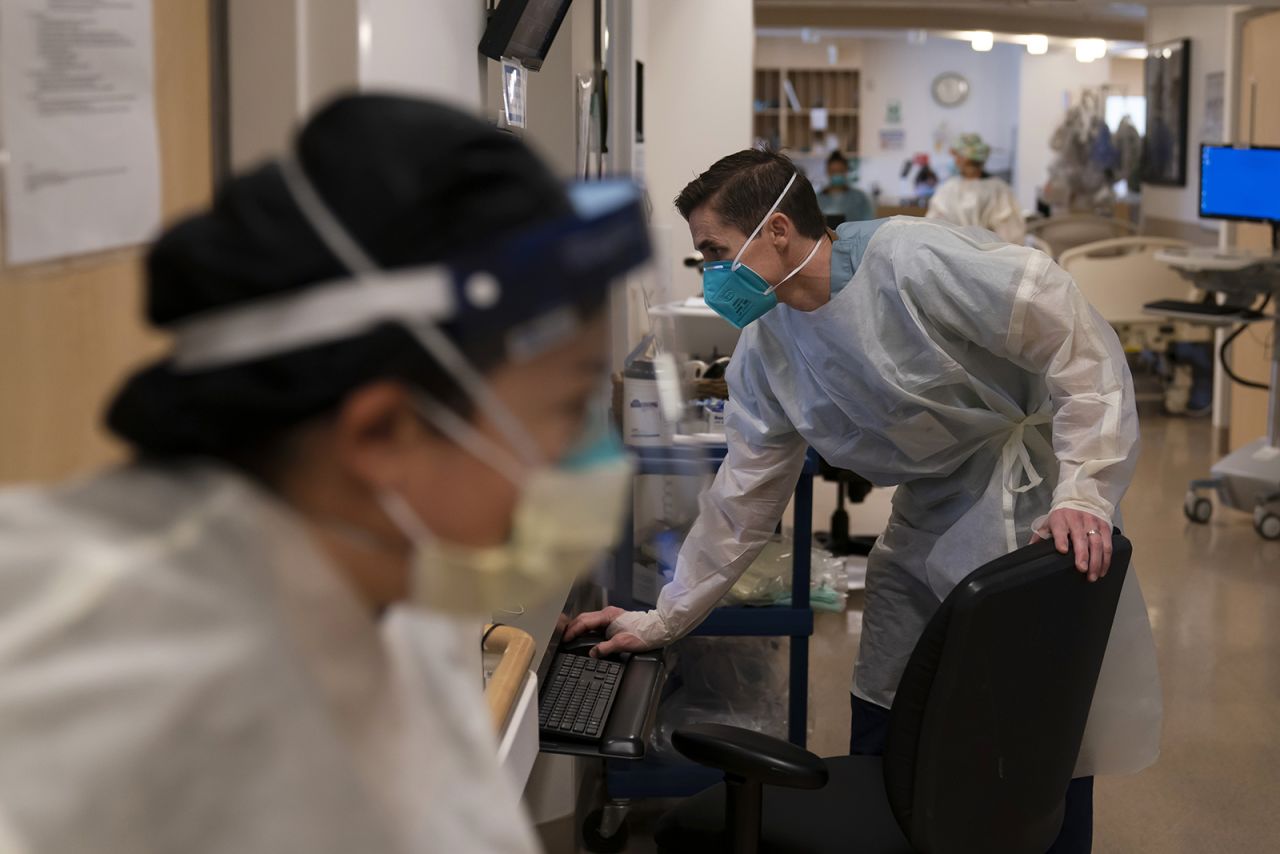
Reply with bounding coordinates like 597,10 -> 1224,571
655,535 -> 1132,854
814,458 -> 878,557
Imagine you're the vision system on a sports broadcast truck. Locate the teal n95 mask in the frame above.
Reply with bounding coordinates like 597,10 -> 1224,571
701,172 -> 824,329
380,396 -> 633,616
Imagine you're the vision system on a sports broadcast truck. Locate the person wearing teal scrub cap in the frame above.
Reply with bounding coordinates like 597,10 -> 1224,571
927,132 -> 1026,243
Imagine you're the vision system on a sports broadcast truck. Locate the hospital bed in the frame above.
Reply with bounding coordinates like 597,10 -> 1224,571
1057,236 -> 1206,354
1026,234 -> 1054,256
1028,214 -> 1136,259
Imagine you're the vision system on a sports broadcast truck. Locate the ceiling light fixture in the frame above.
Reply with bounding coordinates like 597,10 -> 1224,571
1026,34 -> 1049,56
1075,39 -> 1107,63
971,30 -> 994,52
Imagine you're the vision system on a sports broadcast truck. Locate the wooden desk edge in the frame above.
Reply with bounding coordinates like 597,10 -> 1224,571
484,624 -> 537,732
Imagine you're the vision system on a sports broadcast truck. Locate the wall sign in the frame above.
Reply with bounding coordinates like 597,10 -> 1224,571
0,0 -> 161,266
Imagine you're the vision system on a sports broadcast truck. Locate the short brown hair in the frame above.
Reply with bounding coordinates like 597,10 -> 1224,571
674,149 -> 826,240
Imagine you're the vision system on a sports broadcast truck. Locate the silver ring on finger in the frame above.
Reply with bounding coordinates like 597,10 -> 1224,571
1086,530 -> 1099,536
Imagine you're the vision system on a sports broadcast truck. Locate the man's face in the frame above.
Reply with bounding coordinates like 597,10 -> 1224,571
688,204 -> 748,264
827,160 -> 847,179
688,204 -> 794,286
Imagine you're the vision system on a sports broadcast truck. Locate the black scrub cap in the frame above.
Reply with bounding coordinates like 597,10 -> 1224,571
107,93 -> 579,458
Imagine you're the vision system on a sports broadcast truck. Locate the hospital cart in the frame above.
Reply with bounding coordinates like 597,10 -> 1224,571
581,442 -> 817,851
1151,245 -> 1280,540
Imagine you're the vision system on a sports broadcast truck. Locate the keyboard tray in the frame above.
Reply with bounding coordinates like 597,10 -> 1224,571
538,649 -> 666,760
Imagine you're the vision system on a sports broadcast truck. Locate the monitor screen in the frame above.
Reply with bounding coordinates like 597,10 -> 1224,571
1199,145 -> 1280,223
478,0 -> 573,72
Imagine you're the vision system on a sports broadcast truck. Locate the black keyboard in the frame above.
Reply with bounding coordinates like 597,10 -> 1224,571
1145,299 -> 1262,318
539,653 -> 623,741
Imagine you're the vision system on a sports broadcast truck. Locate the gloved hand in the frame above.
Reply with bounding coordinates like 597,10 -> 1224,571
562,606 -> 657,659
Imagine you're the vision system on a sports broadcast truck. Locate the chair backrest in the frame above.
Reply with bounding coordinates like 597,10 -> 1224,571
1058,236 -> 1194,325
882,536 -> 1131,854
1028,214 -> 1135,258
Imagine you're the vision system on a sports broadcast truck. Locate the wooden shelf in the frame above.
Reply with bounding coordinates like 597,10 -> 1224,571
752,66 -> 860,153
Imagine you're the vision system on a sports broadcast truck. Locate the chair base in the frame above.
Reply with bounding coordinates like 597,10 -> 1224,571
655,755 -> 914,854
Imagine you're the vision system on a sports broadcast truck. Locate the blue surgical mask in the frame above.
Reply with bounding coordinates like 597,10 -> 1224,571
701,172 -> 825,329
828,173 -> 848,188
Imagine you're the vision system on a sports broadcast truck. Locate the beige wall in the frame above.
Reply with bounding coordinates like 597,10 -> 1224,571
227,0 -> 362,169
1109,57 -> 1144,96
1228,9 -> 1280,450
1141,5 -> 1232,227
0,3 -> 214,483
228,0 -> 486,169
646,0 -> 755,301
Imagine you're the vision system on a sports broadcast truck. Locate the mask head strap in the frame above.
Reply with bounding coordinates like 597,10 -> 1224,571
278,155 -> 545,465
278,157 -> 380,275
765,234 -> 825,295
409,390 -> 528,485
732,171 -> 799,271
165,157 -> 650,469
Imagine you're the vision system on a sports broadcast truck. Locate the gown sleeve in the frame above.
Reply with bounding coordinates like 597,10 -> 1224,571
985,180 -> 1027,245
892,223 -> 1139,530
924,178 -> 955,222
609,338 -> 808,647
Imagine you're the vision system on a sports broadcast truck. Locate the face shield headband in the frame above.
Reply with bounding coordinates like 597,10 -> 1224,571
166,157 -> 650,464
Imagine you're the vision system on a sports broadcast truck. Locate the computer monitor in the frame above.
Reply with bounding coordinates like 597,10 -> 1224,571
1199,144 -> 1280,224
478,0 -> 573,72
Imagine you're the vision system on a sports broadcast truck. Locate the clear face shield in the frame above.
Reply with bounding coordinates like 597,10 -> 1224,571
169,156 -> 655,617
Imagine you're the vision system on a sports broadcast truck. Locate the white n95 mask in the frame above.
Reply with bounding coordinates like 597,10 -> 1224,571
379,396 -> 633,616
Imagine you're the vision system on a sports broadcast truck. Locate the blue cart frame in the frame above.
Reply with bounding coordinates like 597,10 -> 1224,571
604,443 -> 818,799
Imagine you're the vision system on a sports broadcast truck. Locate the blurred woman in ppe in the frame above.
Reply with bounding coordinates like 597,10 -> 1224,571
0,95 -> 648,854
927,132 -> 1026,244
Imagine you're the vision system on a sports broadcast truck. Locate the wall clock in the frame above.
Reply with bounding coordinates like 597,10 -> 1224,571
932,73 -> 970,107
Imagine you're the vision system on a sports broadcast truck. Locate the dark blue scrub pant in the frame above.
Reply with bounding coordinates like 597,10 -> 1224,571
849,694 -> 1093,854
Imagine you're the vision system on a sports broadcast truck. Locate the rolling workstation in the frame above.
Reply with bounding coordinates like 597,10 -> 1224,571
1145,145 -> 1280,540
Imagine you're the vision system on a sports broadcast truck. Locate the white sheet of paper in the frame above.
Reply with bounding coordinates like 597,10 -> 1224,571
1,0 -> 161,266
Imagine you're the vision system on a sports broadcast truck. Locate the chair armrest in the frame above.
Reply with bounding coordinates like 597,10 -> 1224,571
671,724 -> 829,790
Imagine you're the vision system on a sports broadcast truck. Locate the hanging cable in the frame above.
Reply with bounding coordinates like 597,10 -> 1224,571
1219,293 -> 1273,391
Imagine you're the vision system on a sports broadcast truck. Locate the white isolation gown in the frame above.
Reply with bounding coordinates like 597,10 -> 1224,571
0,463 -> 541,854
613,218 -> 1162,777
927,175 -> 1027,245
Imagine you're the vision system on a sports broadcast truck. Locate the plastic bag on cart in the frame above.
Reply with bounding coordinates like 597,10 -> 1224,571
720,537 -> 792,605
721,537 -> 849,612
648,635 -> 790,760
